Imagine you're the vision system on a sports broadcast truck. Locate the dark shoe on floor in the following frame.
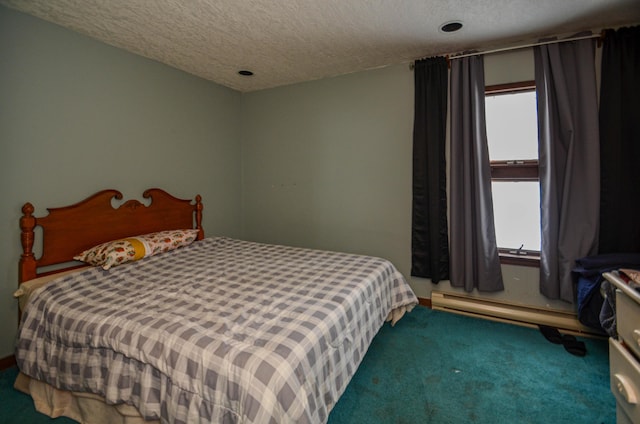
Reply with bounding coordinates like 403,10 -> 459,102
562,334 -> 587,356
539,325 -> 587,356
539,325 -> 564,344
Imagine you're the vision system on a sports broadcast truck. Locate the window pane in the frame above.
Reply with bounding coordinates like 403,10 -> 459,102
486,91 -> 538,161
491,181 -> 540,251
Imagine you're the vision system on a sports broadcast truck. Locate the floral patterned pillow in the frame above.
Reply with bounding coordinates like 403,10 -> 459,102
74,229 -> 200,270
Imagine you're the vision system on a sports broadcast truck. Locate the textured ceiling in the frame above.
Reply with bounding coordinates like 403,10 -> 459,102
2,0 -> 639,92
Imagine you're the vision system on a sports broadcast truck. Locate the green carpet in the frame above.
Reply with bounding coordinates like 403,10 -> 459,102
0,366 -> 75,424
329,307 -> 614,424
1,307 -> 614,423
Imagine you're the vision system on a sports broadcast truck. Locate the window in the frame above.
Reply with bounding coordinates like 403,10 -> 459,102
485,81 -> 540,267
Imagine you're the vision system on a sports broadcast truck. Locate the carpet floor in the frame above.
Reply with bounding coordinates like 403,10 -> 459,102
1,307 -> 615,423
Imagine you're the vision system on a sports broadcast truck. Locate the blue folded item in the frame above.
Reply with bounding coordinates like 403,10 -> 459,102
572,253 -> 640,332
576,275 -> 605,331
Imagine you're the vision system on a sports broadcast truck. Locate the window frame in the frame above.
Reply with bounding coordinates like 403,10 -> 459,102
485,80 -> 540,268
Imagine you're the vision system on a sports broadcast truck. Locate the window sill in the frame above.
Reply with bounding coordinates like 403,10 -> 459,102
499,252 -> 540,267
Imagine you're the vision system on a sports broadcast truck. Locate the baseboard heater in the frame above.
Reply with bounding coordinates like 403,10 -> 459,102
430,290 -> 603,337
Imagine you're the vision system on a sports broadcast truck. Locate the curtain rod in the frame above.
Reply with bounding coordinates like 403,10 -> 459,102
448,32 -> 603,60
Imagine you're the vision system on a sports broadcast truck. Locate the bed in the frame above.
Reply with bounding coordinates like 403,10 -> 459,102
13,188 -> 418,424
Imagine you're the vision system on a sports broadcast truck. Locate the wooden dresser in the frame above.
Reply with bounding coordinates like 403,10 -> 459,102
604,271 -> 640,424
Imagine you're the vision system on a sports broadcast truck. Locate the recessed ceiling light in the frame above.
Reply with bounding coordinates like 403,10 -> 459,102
440,21 -> 463,33
238,70 -> 254,76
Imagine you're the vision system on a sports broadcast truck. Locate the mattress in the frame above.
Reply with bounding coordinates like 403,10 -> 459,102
16,237 -> 417,423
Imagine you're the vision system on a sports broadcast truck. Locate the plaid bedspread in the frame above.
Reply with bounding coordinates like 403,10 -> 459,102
16,237 -> 417,424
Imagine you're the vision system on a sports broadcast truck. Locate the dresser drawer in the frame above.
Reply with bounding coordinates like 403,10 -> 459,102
616,404 -> 634,424
617,290 -> 640,359
610,338 -> 640,423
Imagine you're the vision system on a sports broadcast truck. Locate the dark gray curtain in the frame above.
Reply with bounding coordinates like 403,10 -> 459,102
598,26 -> 640,254
450,55 -> 503,292
534,37 -> 600,302
411,57 -> 450,283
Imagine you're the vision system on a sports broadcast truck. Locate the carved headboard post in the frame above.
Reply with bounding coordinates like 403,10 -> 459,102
19,203 -> 37,283
195,195 -> 204,240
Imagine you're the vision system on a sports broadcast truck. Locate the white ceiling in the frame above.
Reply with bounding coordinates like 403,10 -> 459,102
2,0 -> 639,92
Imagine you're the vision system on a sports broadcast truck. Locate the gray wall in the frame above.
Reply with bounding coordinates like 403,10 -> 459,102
0,6 -> 242,358
241,65 -> 414,270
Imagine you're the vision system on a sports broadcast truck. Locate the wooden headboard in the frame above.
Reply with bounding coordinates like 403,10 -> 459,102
19,188 -> 203,283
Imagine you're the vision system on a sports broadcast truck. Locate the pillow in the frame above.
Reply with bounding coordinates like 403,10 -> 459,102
74,229 -> 199,270
14,267 -> 89,311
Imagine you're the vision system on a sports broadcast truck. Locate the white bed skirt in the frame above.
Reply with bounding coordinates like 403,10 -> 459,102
14,372 -> 156,424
